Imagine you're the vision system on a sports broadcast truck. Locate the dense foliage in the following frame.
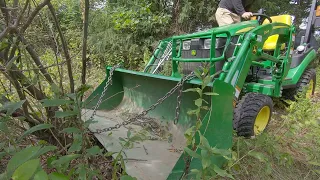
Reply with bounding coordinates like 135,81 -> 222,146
0,0 -> 318,179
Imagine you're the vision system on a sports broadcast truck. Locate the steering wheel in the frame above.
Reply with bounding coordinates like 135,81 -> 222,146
251,13 -> 272,25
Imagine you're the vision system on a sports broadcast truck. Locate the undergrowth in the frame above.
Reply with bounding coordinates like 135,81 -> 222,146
229,68 -> 320,179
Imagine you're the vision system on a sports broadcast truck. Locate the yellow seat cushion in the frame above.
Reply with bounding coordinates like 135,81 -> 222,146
262,15 -> 292,51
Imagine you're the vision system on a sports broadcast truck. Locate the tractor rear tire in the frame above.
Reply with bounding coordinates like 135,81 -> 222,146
233,93 -> 273,137
282,68 -> 316,101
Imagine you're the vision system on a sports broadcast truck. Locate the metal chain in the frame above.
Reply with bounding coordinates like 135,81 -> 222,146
87,64 -> 121,123
173,76 -> 188,124
91,72 -> 196,134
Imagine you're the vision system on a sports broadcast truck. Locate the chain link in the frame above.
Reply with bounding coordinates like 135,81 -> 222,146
87,64 -> 121,124
173,74 -> 195,124
90,71 -> 195,134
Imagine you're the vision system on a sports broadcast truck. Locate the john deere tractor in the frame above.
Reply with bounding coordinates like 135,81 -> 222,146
83,1 -> 319,179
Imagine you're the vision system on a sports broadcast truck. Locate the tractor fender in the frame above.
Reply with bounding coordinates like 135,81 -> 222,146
282,49 -> 317,88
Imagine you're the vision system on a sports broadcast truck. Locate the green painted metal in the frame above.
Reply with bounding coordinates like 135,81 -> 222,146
85,67 -> 233,180
222,22 -> 294,97
85,67 -> 212,127
84,13 -> 318,180
283,49 -> 317,86
144,38 -> 172,73
167,80 -> 234,179
245,83 -> 275,96
170,21 -> 259,77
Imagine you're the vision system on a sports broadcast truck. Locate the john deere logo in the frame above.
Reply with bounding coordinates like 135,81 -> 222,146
253,45 -> 257,54
191,50 -> 197,56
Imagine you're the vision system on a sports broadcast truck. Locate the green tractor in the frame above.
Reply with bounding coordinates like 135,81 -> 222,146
84,2 -> 319,180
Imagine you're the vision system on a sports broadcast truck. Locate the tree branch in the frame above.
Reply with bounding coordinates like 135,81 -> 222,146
2,60 -> 67,72
47,2 -> 74,93
0,70 -> 41,125
21,0 -> 50,33
19,35 -> 56,85
0,0 -> 9,26
81,0 -> 89,86
0,27 -> 9,42
0,62 -> 47,100
14,0 -> 30,27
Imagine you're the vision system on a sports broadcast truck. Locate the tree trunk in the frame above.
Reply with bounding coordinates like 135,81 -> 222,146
81,0 -> 89,86
172,0 -> 181,34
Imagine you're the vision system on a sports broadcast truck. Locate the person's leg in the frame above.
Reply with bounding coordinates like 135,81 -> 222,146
215,8 -> 235,26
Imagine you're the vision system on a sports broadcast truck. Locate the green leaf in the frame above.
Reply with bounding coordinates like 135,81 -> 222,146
0,41 -> 9,51
7,146 -> 41,176
76,164 -> 86,180
19,124 -> 53,141
203,92 -> 219,96
33,146 -> 57,158
202,67 -> 209,75
314,170 -> 320,175
190,169 -> 200,174
48,172 -> 69,180
61,127 -> 81,134
201,150 -> 211,169
47,156 -> 57,169
40,99 -> 73,107
86,146 -> 102,156
202,76 -> 211,88
183,88 -> 201,95
248,151 -> 267,162
51,154 -> 81,167
187,109 -> 200,116
34,169 -> 49,180
55,111 -> 78,118
199,133 -> 211,150
308,161 -> 320,166
194,69 -> 202,79
0,122 -> 8,132
76,84 -> 92,97
127,129 -> 131,138
0,100 -> 25,116
213,165 -> 234,179
184,147 -> 201,159
12,159 -> 40,180
105,151 -> 116,157
66,93 -> 77,100
194,98 -> 203,107
120,175 -> 138,180
0,142 -> 6,149
0,152 -> 7,160
211,147 -> 231,156
50,84 -> 61,96
68,134 -> 82,153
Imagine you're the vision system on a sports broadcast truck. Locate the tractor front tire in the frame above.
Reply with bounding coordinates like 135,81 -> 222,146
282,69 -> 316,100
233,93 -> 273,137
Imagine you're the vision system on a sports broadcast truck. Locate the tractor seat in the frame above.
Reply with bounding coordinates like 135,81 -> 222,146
262,15 -> 292,51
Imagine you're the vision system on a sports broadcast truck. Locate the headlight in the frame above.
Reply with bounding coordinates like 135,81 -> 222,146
204,39 -> 211,49
182,40 -> 191,50
297,45 -> 305,52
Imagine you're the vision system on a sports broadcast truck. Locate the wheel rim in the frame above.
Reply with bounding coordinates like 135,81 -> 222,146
254,106 -> 271,135
306,79 -> 314,99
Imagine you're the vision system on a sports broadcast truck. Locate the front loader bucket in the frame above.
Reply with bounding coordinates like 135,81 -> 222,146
83,67 -> 235,180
